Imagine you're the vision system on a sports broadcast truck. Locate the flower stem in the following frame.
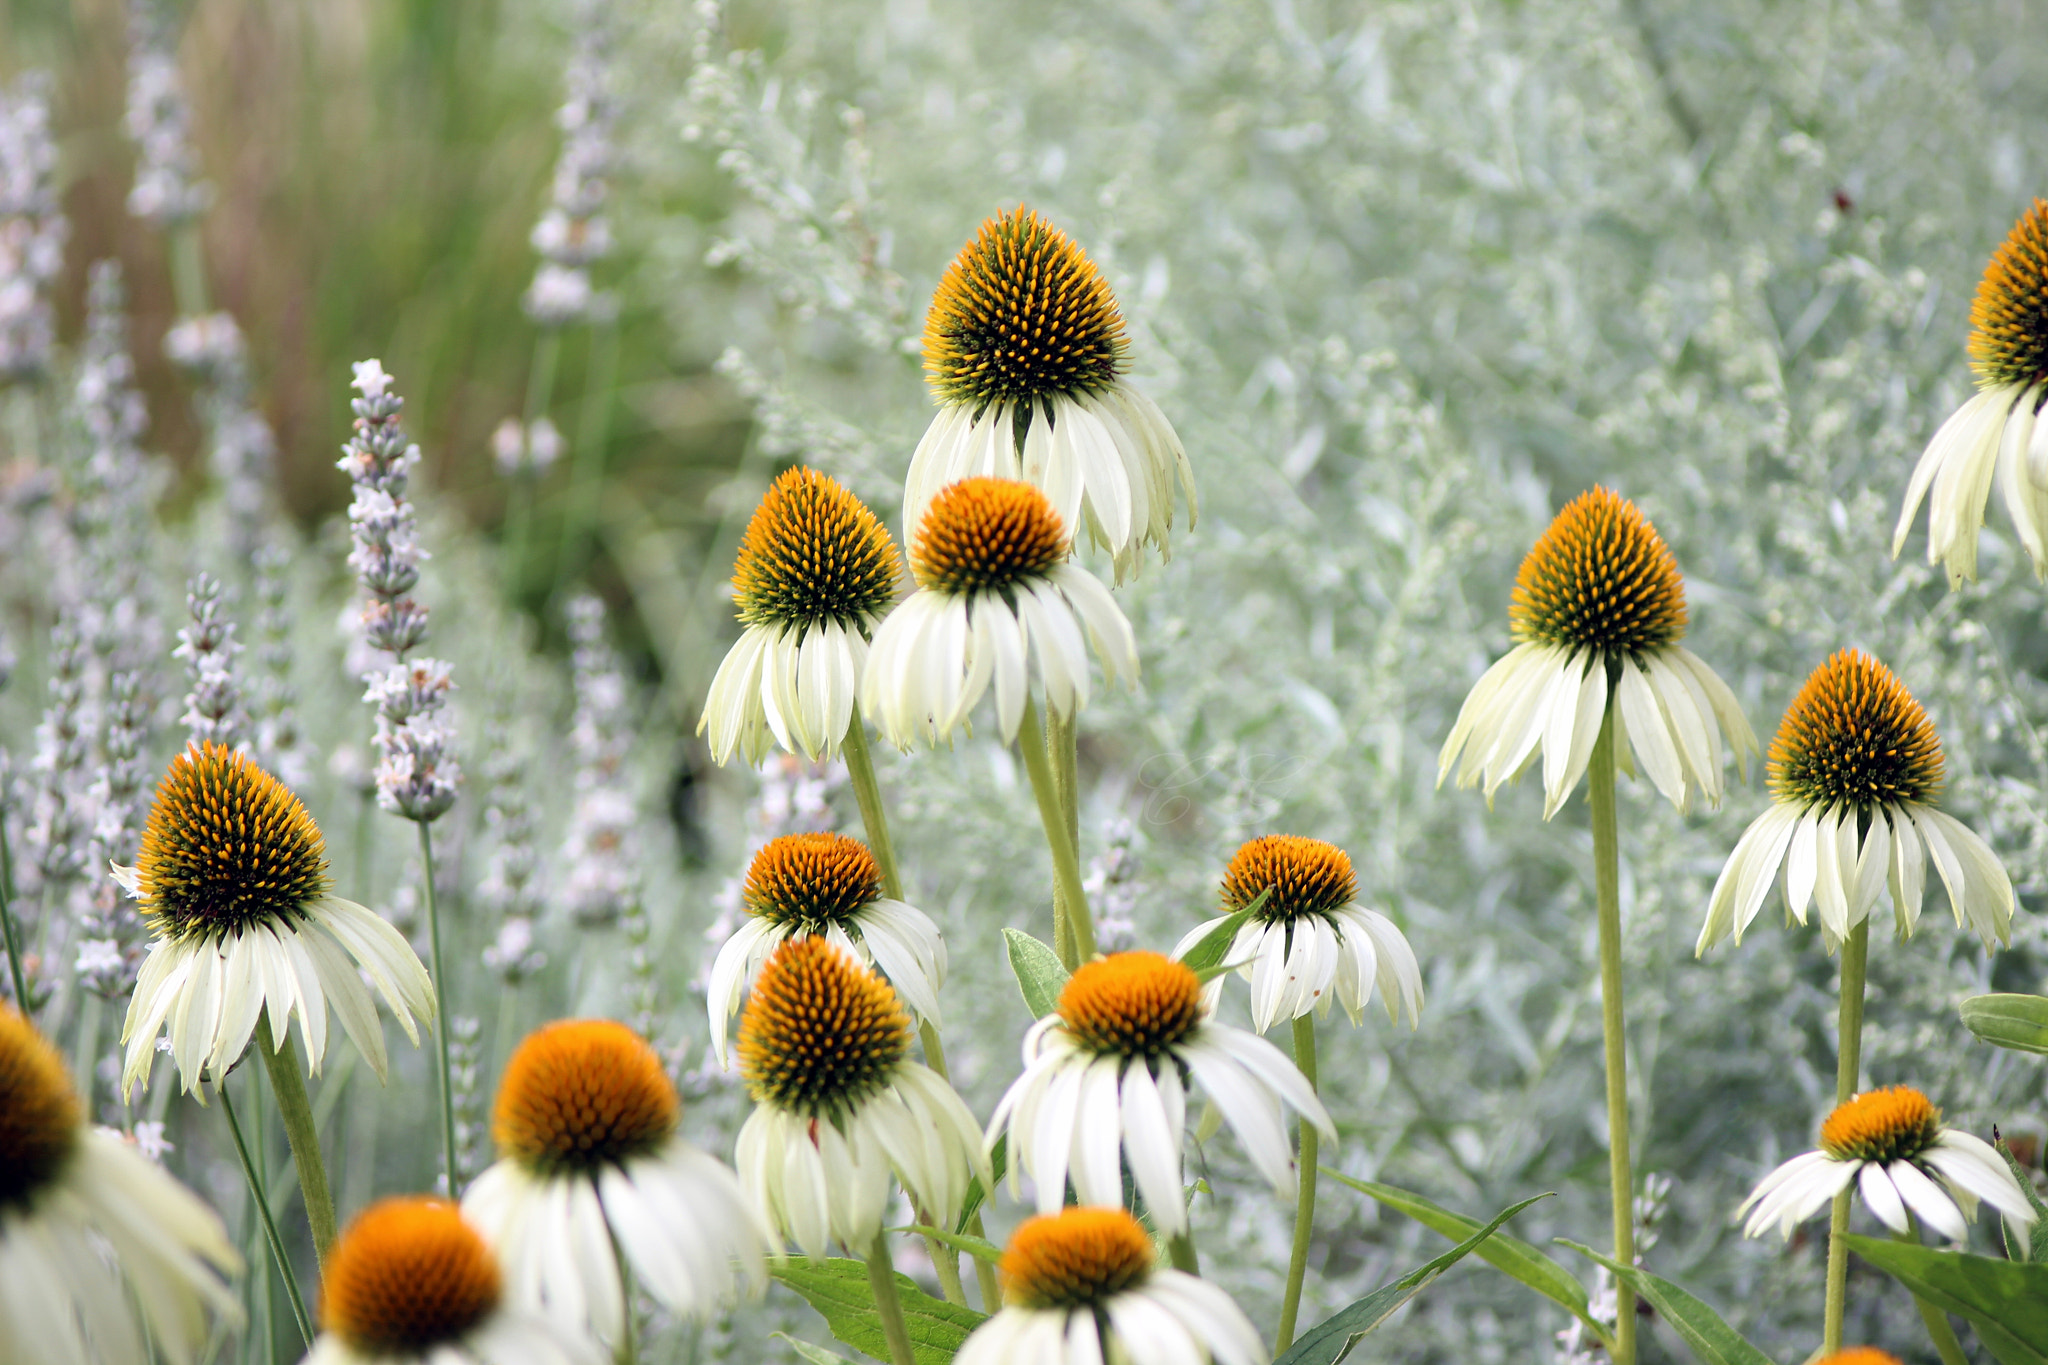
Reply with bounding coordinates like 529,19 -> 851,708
846,719 -> 1002,1309
259,1019 -> 338,1264
418,821 -> 460,1196
1895,1223 -> 1967,1365
863,1233 -> 919,1365
1275,1013 -> 1320,1352
917,1209 -> 970,1308
1823,918 -> 1871,1355
1046,709 -> 1081,962
1588,707 -> 1636,1365
1017,698 -> 1095,969
219,1078 -> 314,1349
557,314 -> 620,595
509,329 -> 561,596
615,1234 -> 639,1365
1167,1230 -> 1201,1275
0,817 -> 29,1010
842,719 -> 903,901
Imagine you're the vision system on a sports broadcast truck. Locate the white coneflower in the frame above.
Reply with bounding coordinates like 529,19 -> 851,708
1697,650 -> 2013,953
462,1020 -> 767,1345
1893,200 -> 2048,587
985,950 -> 1333,1238
701,468 -> 902,766
117,742 -> 435,1096
0,74 -> 66,383
909,206 -> 1193,580
1439,487 -> 1756,818
0,1004 -> 242,1364
734,937 -> 988,1259
862,477 -> 1136,749
305,1197 -> 601,1365
1741,1086 -> 2036,1254
707,832 -> 945,1063
1173,835 -> 1422,1035
957,1206 -> 1265,1365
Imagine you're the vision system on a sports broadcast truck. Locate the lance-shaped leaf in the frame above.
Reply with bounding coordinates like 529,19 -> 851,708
1324,1171 -> 1609,1348
1559,1242 -> 1776,1365
1003,928 -> 1069,1019
772,1258 -> 987,1365
1178,889 -> 1271,980
1276,1194 -> 1546,1365
1961,993 -> 2048,1058
1993,1132 -> 2048,1265
1844,1234 -> 2048,1364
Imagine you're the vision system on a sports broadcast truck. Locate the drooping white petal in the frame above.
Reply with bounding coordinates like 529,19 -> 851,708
1699,802 -> 1801,953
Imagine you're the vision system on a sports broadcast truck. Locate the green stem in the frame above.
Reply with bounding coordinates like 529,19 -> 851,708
862,1234 -> 919,1365
1823,919 -> 1871,1355
259,1019 -> 338,1264
1017,699 -> 1095,968
71,990 -> 101,1115
557,315 -> 620,594
1275,1014 -> 1320,1352
219,1079 -> 313,1349
842,719 -> 903,901
508,330 -> 561,599
418,821 -> 459,1196
1046,710 -> 1080,963
918,1211 -> 970,1308
1167,1231 -> 1201,1275
0,817 -> 29,1011
616,1234 -> 639,1365
169,223 -> 211,317
1588,707 -> 1636,1365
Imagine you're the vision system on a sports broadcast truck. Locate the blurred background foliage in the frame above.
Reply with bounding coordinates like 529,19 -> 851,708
5,0 -> 2048,1361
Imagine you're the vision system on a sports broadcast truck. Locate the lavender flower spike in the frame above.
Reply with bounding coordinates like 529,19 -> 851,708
340,359 -> 461,824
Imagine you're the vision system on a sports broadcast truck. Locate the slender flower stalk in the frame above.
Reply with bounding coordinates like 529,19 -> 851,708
1439,489 -> 1754,1365
219,1077 -> 314,1348
1275,1014 -> 1319,1353
1588,714 -> 1635,1365
864,1233 -> 919,1365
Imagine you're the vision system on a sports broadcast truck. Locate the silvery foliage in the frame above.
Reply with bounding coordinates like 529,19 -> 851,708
643,0 -> 2048,1353
0,73 -> 65,382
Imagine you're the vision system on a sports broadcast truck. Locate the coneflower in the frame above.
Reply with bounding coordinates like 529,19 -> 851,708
702,468 -> 901,767
304,1197 -> 600,1365
0,1004 -> 241,1363
910,206 -> 1193,580
463,1019 -> 766,1347
1894,199 -> 2048,586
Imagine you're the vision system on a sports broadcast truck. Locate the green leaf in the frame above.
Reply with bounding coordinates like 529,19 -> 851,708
1961,994 -> 2048,1058
893,1224 -> 1003,1264
1003,929 -> 1069,1019
771,1257 -> 987,1365
1993,1133 -> 2048,1264
1178,891 -> 1271,976
1323,1172 -> 1608,1348
1844,1234 -> 2048,1364
772,1332 -> 855,1365
956,1134 -> 1006,1234
1559,1243 -> 1774,1365
1276,1194 -> 1546,1365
